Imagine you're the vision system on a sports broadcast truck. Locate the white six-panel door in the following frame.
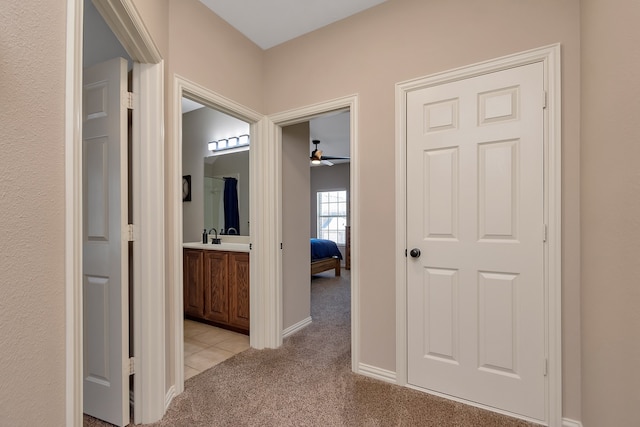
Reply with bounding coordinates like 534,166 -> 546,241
406,62 -> 546,421
82,57 -> 129,427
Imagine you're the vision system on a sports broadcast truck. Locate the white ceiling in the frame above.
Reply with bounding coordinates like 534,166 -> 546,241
199,0 -> 387,50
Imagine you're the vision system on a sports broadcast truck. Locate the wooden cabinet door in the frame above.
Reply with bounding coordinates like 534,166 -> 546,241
183,249 -> 204,317
204,251 -> 229,323
228,252 -> 250,330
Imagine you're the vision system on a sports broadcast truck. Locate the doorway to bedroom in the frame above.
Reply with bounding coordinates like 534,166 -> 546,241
281,109 -> 353,367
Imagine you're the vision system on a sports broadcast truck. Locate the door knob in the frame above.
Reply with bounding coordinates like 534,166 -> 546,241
410,248 -> 421,258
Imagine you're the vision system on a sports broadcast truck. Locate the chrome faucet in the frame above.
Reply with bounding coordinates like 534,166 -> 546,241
208,228 -> 221,244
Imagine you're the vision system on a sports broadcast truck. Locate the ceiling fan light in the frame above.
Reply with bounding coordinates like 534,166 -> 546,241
311,158 -> 322,165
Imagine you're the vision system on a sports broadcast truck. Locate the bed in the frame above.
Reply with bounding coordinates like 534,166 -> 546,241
310,238 -> 343,276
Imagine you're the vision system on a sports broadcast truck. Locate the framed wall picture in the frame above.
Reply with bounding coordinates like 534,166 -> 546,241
182,175 -> 191,202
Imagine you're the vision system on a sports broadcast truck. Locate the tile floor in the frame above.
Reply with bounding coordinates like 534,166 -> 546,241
183,319 -> 250,380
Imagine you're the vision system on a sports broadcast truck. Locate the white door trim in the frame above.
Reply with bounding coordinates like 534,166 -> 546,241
395,44 -> 562,426
65,2 -> 83,425
170,75 -> 264,396
65,0 -> 165,425
267,95 -> 361,371
131,61 -> 167,424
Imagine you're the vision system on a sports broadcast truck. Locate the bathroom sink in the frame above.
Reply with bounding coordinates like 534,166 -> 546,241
183,241 -> 250,252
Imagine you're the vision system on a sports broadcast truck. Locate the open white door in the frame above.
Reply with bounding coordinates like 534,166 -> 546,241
82,57 -> 129,427
406,62 -> 546,421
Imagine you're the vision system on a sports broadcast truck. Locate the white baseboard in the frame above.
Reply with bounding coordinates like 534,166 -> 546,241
282,316 -> 312,338
358,363 -> 397,384
562,418 -> 583,427
165,385 -> 176,411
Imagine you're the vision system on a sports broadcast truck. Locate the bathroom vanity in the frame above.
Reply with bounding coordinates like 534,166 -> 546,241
183,242 -> 250,334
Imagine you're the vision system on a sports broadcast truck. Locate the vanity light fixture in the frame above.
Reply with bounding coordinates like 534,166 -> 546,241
208,134 -> 250,155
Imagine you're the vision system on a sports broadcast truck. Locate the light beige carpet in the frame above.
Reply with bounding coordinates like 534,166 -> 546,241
85,270 -> 537,427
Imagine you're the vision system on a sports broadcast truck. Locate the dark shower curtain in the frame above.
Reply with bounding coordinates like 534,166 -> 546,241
223,177 -> 240,234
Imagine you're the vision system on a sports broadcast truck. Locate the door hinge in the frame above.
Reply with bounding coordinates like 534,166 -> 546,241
280,242 -> 283,250
249,243 -> 252,250
543,224 -> 548,242
127,224 -> 135,242
542,90 -> 548,109
543,358 -> 548,377
125,91 -> 135,110
129,357 -> 135,375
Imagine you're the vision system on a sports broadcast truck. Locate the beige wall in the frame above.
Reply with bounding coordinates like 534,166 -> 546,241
167,0 -> 264,113
131,0 -> 169,58
581,0 -> 640,425
282,123 -> 312,330
0,1 -> 66,425
264,0 -> 582,420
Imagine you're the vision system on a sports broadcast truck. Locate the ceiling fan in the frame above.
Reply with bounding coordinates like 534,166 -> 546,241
310,139 -> 349,166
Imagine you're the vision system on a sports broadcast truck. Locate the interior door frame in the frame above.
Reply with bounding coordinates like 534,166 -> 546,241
65,0 -> 165,425
170,75 -> 263,395
267,95 -> 361,371
394,44 -> 562,426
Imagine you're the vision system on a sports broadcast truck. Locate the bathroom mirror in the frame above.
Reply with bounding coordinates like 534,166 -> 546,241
182,98 -> 250,241
204,151 -> 249,236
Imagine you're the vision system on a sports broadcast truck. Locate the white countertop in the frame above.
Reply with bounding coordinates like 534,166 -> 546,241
183,241 -> 250,253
